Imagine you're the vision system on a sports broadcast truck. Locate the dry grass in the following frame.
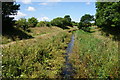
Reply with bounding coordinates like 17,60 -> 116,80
29,26 -> 63,37
1,27 -> 66,48
2,29 -> 72,78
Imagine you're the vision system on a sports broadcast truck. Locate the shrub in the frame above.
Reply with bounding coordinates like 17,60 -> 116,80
15,18 -> 28,31
28,17 -> 38,27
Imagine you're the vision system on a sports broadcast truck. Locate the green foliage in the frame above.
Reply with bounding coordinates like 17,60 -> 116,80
51,15 -> 72,29
78,14 -> 94,30
15,18 -> 28,31
2,2 -> 20,32
45,21 -> 51,27
36,21 -> 51,27
95,2 -> 120,32
51,17 -> 64,28
36,21 -> 46,27
28,17 -> 38,27
71,30 -> 118,78
63,15 -> 72,26
71,21 -> 78,26
2,31 -> 71,78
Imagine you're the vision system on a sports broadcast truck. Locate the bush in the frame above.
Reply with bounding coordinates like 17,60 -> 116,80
28,17 -> 38,27
15,18 -> 28,31
36,21 -> 46,27
95,2 -> 120,35
36,21 -> 51,27
51,15 -> 72,29
51,17 -> 65,28
78,14 -> 94,31
72,21 -> 78,26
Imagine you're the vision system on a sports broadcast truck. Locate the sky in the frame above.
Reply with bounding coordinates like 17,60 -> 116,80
11,1 -> 96,22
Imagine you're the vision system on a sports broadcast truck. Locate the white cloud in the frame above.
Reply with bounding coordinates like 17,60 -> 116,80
39,2 -> 48,5
9,11 -> 27,20
27,6 -> 36,11
22,0 -> 32,4
38,16 -> 49,21
86,2 -> 90,5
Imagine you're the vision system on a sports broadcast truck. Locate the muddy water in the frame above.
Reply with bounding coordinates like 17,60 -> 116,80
61,34 -> 75,79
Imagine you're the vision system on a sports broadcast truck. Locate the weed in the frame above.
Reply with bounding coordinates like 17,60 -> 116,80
69,30 -> 118,78
2,30 -> 71,78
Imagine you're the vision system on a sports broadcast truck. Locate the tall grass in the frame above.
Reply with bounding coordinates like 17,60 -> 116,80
2,31 -> 71,78
2,27 -> 61,44
70,30 -> 118,78
29,27 -> 63,37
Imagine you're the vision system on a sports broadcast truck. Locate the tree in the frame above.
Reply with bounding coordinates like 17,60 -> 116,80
45,21 -> 51,27
63,15 -> 72,26
2,2 -> 20,32
36,21 -> 51,27
51,17 -> 65,28
15,18 -> 28,31
28,17 -> 38,27
95,2 -> 120,33
72,21 -> 78,26
51,15 -> 72,29
78,14 -> 94,29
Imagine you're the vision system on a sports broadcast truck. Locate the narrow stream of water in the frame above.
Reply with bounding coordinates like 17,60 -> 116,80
61,34 -> 75,79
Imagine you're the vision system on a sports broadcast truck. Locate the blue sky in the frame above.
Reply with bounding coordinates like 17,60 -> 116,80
13,2 -> 96,22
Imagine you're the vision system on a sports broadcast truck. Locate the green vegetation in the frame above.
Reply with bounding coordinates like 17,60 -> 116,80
2,30 -> 71,78
1,1 -> 119,79
15,18 -> 28,31
29,27 -> 63,37
78,14 -> 94,32
96,2 -> 120,28
51,15 -> 72,29
69,30 -> 118,78
72,21 -> 78,26
2,2 -> 20,32
95,2 -> 120,39
2,27 -> 32,44
28,17 -> 38,27
36,21 -> 51,27
63,15 -> 72,27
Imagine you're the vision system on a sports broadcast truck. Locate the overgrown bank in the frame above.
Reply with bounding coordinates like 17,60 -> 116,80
69,30 -> 118,78
2,30 -> 72,78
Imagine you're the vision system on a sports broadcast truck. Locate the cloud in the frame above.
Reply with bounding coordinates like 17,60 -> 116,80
86,2 -> 90,5
39,2 -> 48,5
9,11 -> 27,20
22,0 -> 32,4
38,16 -> 49,21
27,6 -> 36,11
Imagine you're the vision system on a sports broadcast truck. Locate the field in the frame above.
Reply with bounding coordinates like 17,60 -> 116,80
2,27 -> 72,78
2,2 -> 120,79
1,26 -> 119,79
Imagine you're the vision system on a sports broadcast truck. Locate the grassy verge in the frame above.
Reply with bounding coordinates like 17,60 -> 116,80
2,27 -> 32,44
29,27 -> 63,37
1,27 -> 62,44
2,30 -> 72,78
69,30 -> 118,78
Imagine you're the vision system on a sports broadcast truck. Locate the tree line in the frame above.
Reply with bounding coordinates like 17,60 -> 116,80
15,15 -> 74,31
2,2 -> 120,36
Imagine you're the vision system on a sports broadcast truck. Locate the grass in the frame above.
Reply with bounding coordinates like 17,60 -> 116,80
29,26 -> 63,37
69,30 -> 118,78
2,28 -> 72,78
1,26 -> 62,44
2,27 -> 32,44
